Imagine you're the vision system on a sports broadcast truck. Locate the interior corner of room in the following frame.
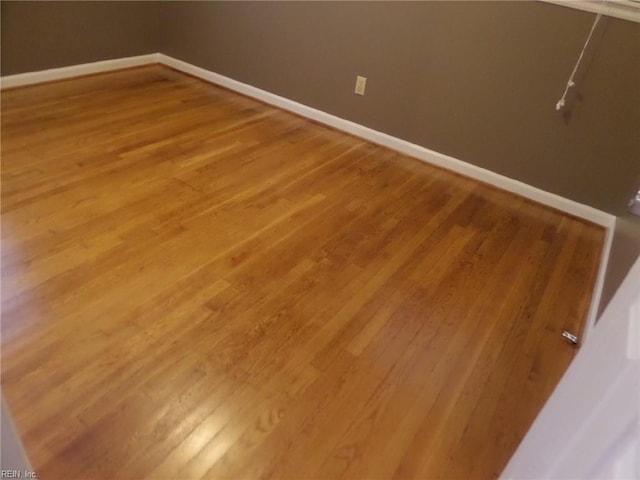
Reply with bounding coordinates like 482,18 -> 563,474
1,1 -> 638,479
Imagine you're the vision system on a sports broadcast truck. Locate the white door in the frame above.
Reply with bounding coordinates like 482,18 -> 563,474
501,256 -> 640,479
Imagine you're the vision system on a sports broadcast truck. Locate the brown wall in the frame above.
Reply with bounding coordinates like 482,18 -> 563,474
160,1 -> 640,217
2,1 -> 637,216
599,214 -> 640,316
0,1 -> 160,76
159,1 -> 640,316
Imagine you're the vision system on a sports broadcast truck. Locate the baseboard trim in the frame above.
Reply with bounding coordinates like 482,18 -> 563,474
0,53 -> 616,335
157,54 -> 615,230
582,217 -> 616,343
0,52 -> 616,230
158,53 -> 616,338
0,53 -> 160,89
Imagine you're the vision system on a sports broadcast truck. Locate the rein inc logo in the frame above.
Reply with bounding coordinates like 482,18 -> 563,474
1,471 -> 37,479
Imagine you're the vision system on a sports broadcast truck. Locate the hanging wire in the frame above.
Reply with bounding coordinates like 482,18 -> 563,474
555,0 -> 608,111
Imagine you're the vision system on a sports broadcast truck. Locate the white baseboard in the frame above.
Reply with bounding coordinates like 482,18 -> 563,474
0,53 -> 616,334
0,52 -> 615,230
582,217 -> 616,343
157,53 -> 616,337
157,54 -> 615,230
0,53 -> 160,89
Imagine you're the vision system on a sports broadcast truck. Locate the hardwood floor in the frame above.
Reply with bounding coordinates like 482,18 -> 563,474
1,65 -> 604,479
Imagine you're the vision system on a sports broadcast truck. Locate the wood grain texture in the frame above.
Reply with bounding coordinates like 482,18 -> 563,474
1,65 -> 604,480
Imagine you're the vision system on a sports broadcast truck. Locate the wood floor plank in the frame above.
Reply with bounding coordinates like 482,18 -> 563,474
1,65 -> 604,480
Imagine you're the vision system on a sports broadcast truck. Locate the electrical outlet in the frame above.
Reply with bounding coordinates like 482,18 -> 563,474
355,76 -> 367,96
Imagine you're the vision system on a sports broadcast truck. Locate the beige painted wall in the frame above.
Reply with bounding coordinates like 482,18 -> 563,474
0,1 -> 160,76
600,214 -> 640,315
159,1 -> 639,217
158,1 -> 640,315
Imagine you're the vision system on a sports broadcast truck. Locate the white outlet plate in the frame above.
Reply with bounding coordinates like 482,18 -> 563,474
355,75 -> 367,96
